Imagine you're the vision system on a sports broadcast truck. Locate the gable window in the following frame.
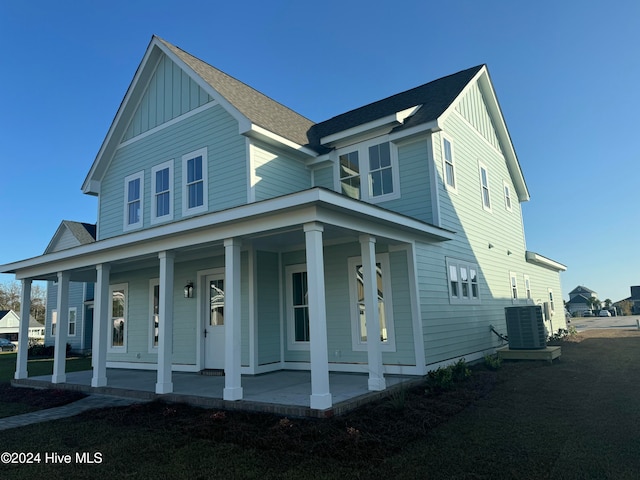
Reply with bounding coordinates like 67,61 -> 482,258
68,307 -> 77,336
123,171 -> 144,230
348,254 -> 396,352
286,265 -> 310,349
149,280 -> 159,351
51,310 -> 57,336
336,139 -> 399,203
446,258 -> 480,304
182,147 -> 208,215
503,181 -> 512,211
151,161 -> 173,224
510,272 -> 519,301
524,275 -> 532,300
442,136 -> 456,191
479,162 -> 491,210
109,284 -> 128,351
339,151 -> 360,199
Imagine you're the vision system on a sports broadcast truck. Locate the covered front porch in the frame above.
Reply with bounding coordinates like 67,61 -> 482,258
12,368 -> 419,418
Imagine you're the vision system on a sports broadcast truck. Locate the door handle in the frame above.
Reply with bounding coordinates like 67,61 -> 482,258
204,329 -> 208,338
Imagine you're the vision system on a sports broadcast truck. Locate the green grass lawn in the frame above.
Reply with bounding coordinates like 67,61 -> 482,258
1,331 -> 640,479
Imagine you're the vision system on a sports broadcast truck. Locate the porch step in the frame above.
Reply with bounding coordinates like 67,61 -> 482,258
200,369 -> 225,376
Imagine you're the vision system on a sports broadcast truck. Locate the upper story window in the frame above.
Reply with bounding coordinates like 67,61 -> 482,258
336,139 -> 399,203
151,161 -> 174,224
479,162 -> 491,211
442,136 -> 456,191
524,275 -> 532,300
503,181 -> 512,211
510,272 -> 519,301
182,147 -> 208,216
446,258 -> 480,304
123,171 -> 144,231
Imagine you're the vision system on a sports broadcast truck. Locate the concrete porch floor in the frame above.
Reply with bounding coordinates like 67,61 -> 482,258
13,369 -> 421,418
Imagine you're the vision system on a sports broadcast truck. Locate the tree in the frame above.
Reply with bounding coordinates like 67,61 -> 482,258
0,280 -> 47,323
604,298 -> 612,308
617,300 -> 633,316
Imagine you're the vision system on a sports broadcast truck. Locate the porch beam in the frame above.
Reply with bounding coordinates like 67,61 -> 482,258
14,279 -> 32,379
52,271 -> 70,383
360,234 -> 386,391
223,238 -> 243,401
156,251 -> 175,394
92,263 -> 110,387
304,222 -> 332,410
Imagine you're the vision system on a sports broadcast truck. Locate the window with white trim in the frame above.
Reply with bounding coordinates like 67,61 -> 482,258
446,258 -> 480,304
336,139 -> 399,202
510,272 -> 519,301
503,181 -> 512,211
182,147 -> 208,215
51,310 -> 57,336
548,289 -> 555,312
442,136 -> 456,191
109,284 -> 128,351
286,265 -> 309,349
348,254 -> 396,352
123,171 -> 144,230
68,307 -> 77,336
151,161 -> 173,224
524,275 -> 532,300
479,162 -> 491,211
149,280 -> 159,351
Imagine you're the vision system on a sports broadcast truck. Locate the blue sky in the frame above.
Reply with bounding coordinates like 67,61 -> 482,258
1,0 -> 638,302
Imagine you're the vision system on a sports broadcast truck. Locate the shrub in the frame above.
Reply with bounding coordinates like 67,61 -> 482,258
484,354 -> 502,370
27,343 -> 72,358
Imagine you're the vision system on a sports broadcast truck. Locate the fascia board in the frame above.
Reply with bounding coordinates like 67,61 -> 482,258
243,124 -> 318,159
525,251 -> 567,272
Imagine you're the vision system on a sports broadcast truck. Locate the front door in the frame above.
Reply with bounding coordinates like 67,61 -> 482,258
204,274 -> 225,369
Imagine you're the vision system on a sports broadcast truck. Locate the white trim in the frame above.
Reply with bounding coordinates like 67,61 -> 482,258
148,278 -> 159,353
67,307 -> 77,337
123,171 -> 144,231
347,253 -> 396,353
150,160 -> 174,225
426,135 -> 441,227
197,266 -> 225,372
181,147 -> 208,216
285,263 -> 310,350
446,257 -> 481,305
451,109 -> 505,160
51,309 -> 57,337
503,180 -> 513,212
525,251 -> 567,272
118,103 -> 217,150
108,283 -> 128,353
247,139 -> 257,203
523,274 -> 532,301
441,134 -> 457,194
478,161 -> 492,212
509,271 -> 519,303
243,124 -> 318,159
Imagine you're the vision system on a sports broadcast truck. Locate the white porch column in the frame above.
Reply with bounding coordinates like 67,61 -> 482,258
92,263 -> 110,387
14,279 -> 32,380
156,251 -> 175,394
304,222 -> 332,410
52,271 -> 70,384
223,238 -> 243,401
360,235 -> 386,391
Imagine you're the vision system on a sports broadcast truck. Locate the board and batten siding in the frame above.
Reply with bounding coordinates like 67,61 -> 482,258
416,94 -> 565,366
123,53 -> 213,142
251,142 -> 311,202
98,105 -> 247,240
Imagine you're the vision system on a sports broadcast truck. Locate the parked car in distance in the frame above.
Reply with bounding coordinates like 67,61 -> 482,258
582,311 -> 594,317
0,338 -> 17,352
599,310 -> 612,317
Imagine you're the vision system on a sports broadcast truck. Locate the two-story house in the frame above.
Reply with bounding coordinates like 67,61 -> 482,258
2,36 -> 566,412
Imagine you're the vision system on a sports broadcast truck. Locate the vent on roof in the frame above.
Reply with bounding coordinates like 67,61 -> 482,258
504,306 -> 546,350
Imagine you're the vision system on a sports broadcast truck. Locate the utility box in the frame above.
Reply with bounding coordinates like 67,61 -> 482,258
505,305 -> 546,350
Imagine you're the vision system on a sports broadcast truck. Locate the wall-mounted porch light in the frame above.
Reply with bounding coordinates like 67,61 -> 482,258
184,282 -> 194,298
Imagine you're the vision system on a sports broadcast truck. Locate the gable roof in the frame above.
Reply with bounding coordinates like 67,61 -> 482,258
569,285 -> 596,295
82,36 -> 529,201
566,294 -> 591,305
44,221 -> 96,254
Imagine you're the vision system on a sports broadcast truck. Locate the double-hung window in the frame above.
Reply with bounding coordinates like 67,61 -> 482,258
479,162 -> 491,211
348,254 -> 396,352
336,139 -> 399,202
68,307 -> 77,336
51,310 -> 57,336
149,280 -> 159,351
524,275 -> 532,300
109,284 -> 128,351
510,272 -> 519,301
446,258 -> 480,304
442,136 -> 456,191
503,181 -> 512,211
286,265 -> 310,349
182,148 -> 208,215
151,161 -> 173,224
123,171 -> 144,230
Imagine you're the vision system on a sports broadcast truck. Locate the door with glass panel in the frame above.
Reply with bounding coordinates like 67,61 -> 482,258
204,274 -> 225,369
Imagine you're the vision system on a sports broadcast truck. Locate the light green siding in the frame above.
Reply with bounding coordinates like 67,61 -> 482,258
455,82 -> 501,151
252,142 -> 311,201
123,54 -> 213,142
99,105 -> 246,240
256,251 -> 281,365
312,164 -> 333,189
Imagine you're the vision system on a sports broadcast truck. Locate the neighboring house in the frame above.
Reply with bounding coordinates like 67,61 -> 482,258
615,286 -> 640,315
1,36 -> 567,410
0,310 -> 45,344
566,294 -> 591,315
44,221 -> 96,354
568,285 -> 597,301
